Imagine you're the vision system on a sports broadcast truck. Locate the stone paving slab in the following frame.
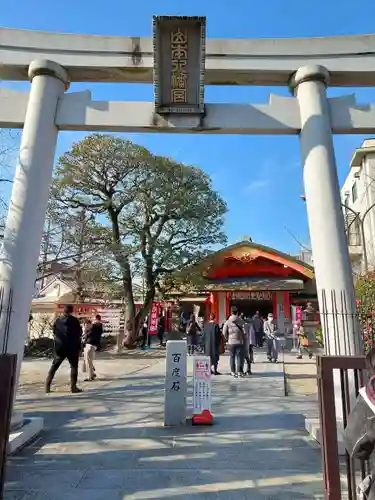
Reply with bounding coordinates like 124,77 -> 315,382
283,351 -> 318,396
17,350 -> 162,395
5,350 -> 323,499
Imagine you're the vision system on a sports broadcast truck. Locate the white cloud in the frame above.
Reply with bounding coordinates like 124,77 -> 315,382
245,179 -> 268,192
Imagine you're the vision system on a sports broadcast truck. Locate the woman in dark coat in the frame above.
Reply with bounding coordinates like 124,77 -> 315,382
186,312 -> 201,354
344,346 -> 375,499
202,313 -> 222,375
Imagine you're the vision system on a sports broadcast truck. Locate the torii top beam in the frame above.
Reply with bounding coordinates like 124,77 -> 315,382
2,27 -> 375,86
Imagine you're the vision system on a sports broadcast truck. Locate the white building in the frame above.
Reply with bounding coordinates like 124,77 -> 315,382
29,276 -> 126,340
341,138 -> 375,275
296,250 -> 313,267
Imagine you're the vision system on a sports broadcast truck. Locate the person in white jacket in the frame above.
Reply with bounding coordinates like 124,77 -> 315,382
223,306 -> 245,377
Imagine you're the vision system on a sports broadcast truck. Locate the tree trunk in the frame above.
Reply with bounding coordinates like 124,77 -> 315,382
107,206 -> 138,347
72,208 -> 86,303
122,281 -> 137,348
133,286 -> 156,341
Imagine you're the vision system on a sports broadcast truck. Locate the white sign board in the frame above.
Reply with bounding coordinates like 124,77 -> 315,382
98,308 -> 122,336
193,356 -> 212,415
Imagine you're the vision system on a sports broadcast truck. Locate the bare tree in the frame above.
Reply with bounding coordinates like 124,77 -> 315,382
0,128 -> 20,234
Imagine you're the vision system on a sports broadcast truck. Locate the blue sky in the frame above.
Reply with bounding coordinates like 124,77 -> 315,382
2,0 -> 375,253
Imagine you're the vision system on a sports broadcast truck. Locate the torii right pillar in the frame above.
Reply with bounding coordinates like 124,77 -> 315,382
290,64 -> 362,358
291,66 -> 362,440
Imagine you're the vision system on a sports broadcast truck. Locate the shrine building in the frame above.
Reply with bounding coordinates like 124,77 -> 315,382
176,241 -> 316,331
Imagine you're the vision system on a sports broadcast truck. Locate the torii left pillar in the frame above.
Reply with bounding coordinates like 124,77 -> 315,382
0,60 -> 69,426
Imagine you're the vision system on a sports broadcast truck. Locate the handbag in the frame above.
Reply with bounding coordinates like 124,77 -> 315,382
300,335 -> 309,347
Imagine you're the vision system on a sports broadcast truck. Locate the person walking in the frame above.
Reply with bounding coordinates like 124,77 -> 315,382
82,314 -> 103,381
81,318 -> 92,373
202,312 -> 222,375
141,316 -> 151,348
252,311 -> 264,347
223,306 -> 245,378
186,312 -> 201,355
180,310 -> 189,333
264,313 -> 280,363
45,304 -> 83,393
243,319 -> 256,375
295,321 -> 313,360
157,312 -> 165,347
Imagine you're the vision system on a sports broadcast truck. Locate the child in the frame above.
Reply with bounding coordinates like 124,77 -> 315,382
295,321 -> 313,360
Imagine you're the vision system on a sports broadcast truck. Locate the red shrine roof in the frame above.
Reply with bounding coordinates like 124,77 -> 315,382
193,242 -> 314,291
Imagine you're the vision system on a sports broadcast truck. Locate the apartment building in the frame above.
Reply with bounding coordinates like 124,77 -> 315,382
341,139 -> 375,275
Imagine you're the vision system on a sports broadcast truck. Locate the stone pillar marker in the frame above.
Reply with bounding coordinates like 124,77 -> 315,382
0,59 -> 69,397
290,64 -> 361,357
164,340 -> 187,426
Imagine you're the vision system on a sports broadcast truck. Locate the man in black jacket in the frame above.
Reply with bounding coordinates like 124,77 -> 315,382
157,313 -> 165,347
45,304 -> 83,393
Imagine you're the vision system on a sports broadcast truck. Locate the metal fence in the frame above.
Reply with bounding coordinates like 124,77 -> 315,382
319,289 -> 362,356
318,355 -> 367,500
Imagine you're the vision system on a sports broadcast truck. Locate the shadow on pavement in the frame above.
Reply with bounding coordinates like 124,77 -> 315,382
6,359 -> 323,499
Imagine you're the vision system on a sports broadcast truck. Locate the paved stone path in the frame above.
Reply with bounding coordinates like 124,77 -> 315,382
5,349 -> 323,499
283,351 -> 318,396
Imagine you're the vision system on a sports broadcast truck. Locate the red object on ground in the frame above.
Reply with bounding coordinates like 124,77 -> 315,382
192,409 -> 213,426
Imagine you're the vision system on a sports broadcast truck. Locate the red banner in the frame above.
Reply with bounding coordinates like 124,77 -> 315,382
296,306 -> 303,323
166,308 -> 172,332
148,302 -> 161,335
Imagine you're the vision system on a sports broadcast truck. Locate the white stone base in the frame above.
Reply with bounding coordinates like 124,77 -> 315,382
8,417 -> 43,454
305,416 -> 346,456
10,411 -> 24,431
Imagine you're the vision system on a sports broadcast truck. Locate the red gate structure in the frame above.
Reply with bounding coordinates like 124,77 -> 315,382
318,355 -> 367,499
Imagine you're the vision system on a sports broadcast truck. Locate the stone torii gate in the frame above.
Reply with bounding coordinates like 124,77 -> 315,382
0,18 -> 371,387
